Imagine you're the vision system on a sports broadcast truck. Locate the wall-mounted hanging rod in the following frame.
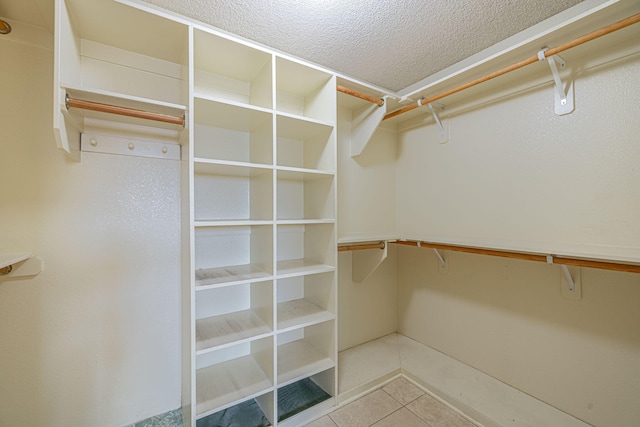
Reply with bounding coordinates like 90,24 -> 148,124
383,12 -> 640,121
338,241 -> 386,252
66,95 -> 185,127
391,240 -> 640,274
337,85 -> 385,107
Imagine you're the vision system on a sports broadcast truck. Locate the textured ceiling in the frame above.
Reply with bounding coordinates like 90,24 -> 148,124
140,0 -> 583,92
1,0 -> 584,93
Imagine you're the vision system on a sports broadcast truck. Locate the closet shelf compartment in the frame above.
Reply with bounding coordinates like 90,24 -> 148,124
193,95 -> 273,165
194,163 -> 273,222
196,264 -> 272,289
277,172 -> 335,221
196,310 -> 272,353
276,57 -> 336,124
277,299 -> 335,332
196,355 -> 273,418
277,340 -> 334,387
194,29 -> 272,109
276,114 -> 335,171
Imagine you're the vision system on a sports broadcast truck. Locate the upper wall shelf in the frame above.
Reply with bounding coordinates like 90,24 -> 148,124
54,0 -> 189,160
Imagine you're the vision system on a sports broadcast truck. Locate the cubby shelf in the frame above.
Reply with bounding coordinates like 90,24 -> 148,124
196,355 -> 273,418
277,299 -> 335,332
196,310 -> 273,353
194,29 -> 272,109
195,264 -> 273,289
277,340 -> 335,387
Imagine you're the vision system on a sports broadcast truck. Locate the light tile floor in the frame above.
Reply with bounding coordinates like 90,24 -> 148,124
305,378 -> 478,427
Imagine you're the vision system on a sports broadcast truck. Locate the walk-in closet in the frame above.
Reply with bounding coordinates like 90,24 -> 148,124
1,0 -> 639,426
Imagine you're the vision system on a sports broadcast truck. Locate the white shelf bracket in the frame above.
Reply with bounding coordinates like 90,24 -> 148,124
426,102 -> 448,144
433,248 -> 446,269
561,265 -> 575,292
538,48 -> 574,115
351,97 -> 388,157
352,241 -> 388,283
0,253 -> 43,282
547,255 -> 581,300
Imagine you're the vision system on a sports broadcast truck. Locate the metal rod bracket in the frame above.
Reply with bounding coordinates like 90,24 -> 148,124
433,248 -> 446,269
427,102 -> 448,143
539,48 -> 574,115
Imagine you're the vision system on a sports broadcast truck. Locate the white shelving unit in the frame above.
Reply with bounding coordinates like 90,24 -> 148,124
188,23 -> 338,427
54,1 -> 337,425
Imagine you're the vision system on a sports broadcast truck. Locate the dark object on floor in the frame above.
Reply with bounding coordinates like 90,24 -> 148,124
197,399 -> 271,427
278,377 -> 331,421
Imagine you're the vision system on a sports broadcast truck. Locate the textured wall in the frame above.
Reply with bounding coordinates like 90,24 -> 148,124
0,35 -> 181,426
395,49 -> 640,426
336,106 -> 398,351
396,53 -> 640,262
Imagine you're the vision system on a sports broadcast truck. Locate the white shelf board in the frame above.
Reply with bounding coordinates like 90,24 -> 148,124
196,310 -> 272,353
195,220 -> 273,228
337,234 -> 398,245
276,167 -> 335,181
63,85 -> 186,131
0,253 -> 32,270
196,264 -> 272,288
196,355 -> 272,417
277,340 -> 334,387
64,85 -> 186,114
276,259 -> 335,279
194,96 -> 272,131
194,159 -> 273,177
277,299 -> 335,332
276,111 -> 334,132
276,219 -> 335,225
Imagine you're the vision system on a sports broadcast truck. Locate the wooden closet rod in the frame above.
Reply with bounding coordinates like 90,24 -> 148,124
66,95 -> 186,127
337,85 -> 385,107
338,242 -> 386,252
383,12 -> 640,121
391,240 -> 640,274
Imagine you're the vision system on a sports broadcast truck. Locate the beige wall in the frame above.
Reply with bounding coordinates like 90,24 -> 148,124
337,248 -> 397,352
337,106 -> 397,241
0,33 -> 181,426
395,47 -> 640,426
337,106 -> 398,351
396,52 -> 640,263
397,246 -> 640,426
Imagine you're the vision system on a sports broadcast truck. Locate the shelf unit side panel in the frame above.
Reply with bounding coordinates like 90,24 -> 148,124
304,76 -> 337,126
